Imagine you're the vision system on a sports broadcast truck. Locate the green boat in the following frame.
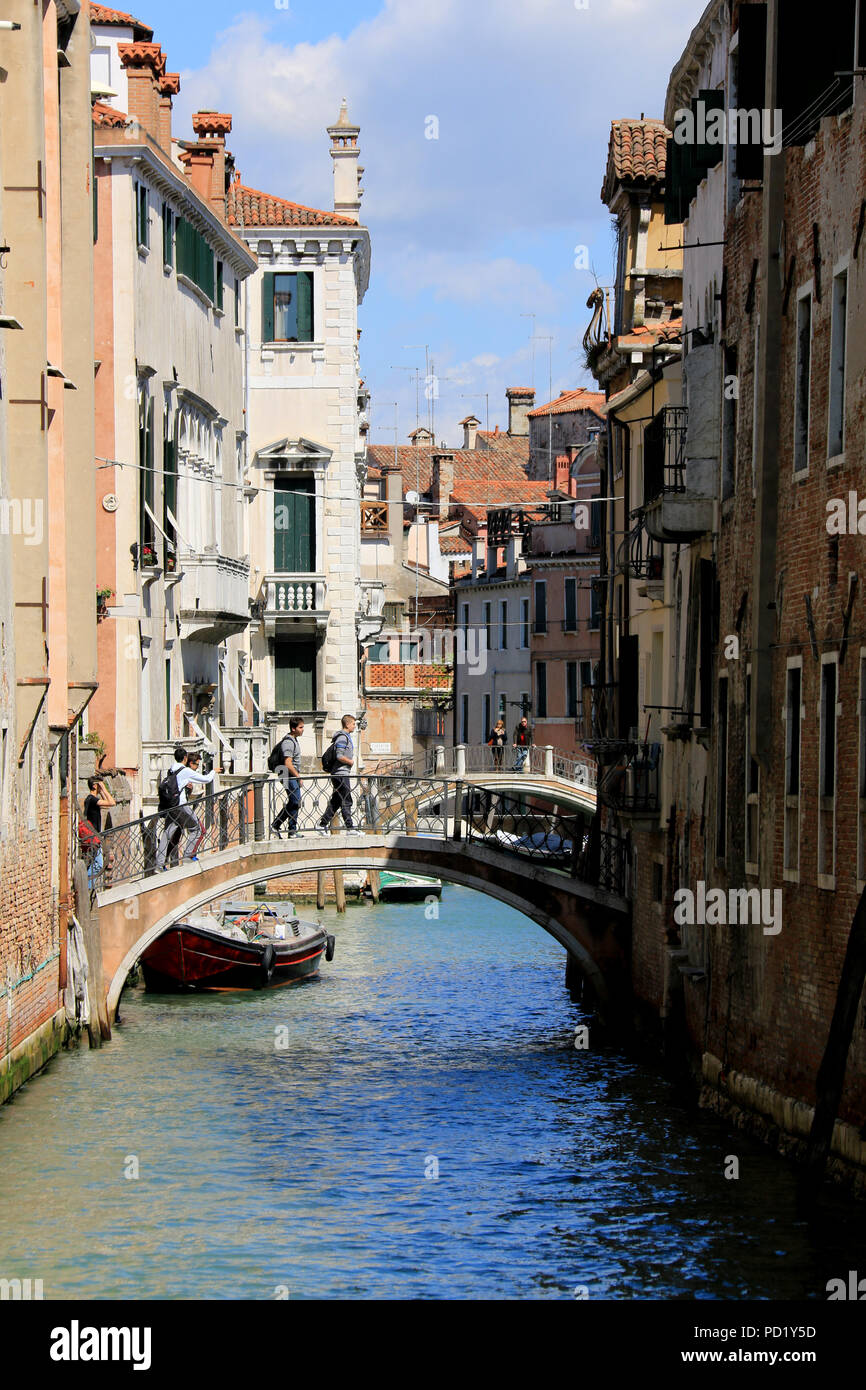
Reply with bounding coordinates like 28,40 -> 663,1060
375,870 -> 443,901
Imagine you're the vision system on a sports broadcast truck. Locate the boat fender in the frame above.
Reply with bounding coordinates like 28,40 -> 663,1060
325,934 -> 336,962
260,943 -> 276,984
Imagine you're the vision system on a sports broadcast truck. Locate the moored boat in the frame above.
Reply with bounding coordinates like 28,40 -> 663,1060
140,902 -> 335,992
375,870 -> 443,901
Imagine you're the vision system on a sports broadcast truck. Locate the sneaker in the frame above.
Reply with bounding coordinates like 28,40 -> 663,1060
346,828 -> 363,836
270,822 -> 283,838
314,825 -> 330,835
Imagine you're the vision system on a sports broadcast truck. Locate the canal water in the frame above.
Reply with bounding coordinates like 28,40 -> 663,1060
0,885 -> 863,1300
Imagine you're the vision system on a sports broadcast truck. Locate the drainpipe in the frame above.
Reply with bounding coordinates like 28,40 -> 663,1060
751,0 -> 785,765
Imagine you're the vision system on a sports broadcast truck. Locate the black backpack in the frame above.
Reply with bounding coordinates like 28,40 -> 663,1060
321,736 -> 341,773
267,738 -> 287,772
157,766 -> 181,811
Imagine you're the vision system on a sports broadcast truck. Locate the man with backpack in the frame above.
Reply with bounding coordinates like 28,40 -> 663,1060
315,714 -> 361,835
269,716 -> 304,838
156,747 -> 214,869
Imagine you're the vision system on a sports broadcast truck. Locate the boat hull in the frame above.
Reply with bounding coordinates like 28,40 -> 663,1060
140,921 -> 329,993
377,871 -> 442,901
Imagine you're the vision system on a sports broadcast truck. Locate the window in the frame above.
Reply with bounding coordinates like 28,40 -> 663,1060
483,602 -> 492,651
138,389 -> 155,562
520,691 -> 530,717
794,291 -> 812,473
460,602 -> 469,634
162,203 -> 174,268
520,598 -> 529,649
499,600 -> 508,650
818,658 -> 838,882
216,261 -> 224,313
176,217 -> 215,301
751,317 -> 761,494
744,669 -> 759,871
482,693 -> 491,739
564,578 -> 577,633
498,693 -> 507,721
566,661 -> 578,718
828,268 -> 848,460
716,676 -> 728,860
652,861 -> 663,903
784,663 -> 802,876
722,345 -> 738,499
589,581 -> 601,632
274,640 -> 316,710
136,183 -> 149,249
165,658 -> 172,741
589,500 -> 601,549
460,693 -> 469,745
262,271 -> 314,343
163,407 -> 177,570
534,581 -> 547,635
536,662 -> 547,718
384,601 -> 404,630
274,478 -> 315,572
235,278 -> 241,329
367,640 -> 390,663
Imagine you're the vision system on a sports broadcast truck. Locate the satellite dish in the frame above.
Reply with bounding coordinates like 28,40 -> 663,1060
405,490 -> 420,505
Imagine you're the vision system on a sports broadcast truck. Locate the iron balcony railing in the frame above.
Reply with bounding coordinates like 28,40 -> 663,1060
643,405 -> 688,505
616,509 -> 664,581
88,774 -> 623,895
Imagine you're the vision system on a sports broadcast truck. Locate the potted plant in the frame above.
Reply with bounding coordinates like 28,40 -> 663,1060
96,587 -> 114,619
141,544 -> 158,568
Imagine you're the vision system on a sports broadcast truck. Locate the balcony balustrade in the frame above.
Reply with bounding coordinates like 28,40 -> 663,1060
178,551 -> 251,642
258,573 -> 329,635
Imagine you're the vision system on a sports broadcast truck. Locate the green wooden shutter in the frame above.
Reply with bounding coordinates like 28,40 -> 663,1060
163,205 -> 173,267
274,480 -> 314,572
274,489 -> 291,572
695,90 -> 725,172
275,641 -> 315,709
296,271 -> 313,341
565,578 -> 577,631
262,272 -> 275,342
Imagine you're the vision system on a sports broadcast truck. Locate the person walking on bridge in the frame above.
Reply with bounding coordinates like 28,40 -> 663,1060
316,714 -> 362,835
271,716 -> 304,838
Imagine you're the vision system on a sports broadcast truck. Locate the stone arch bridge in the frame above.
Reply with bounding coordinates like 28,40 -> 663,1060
92,772 -> 628,1031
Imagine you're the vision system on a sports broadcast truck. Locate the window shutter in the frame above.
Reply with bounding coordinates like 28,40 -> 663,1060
735,4 -> 767,179
262,272 -> 275,342
163,205 -> 172,267
565,578 -> 577,631
297,271 -> 314,341
695,89 -> 725,172
664,137 -> 681,225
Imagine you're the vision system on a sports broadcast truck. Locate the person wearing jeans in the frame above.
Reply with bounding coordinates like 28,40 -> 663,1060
512,716 -> 532,771
156,750 -> 214,867
317,714 -> 361,834
271,716 -> 304,838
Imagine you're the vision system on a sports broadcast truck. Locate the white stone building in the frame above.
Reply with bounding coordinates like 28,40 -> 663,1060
229,102 -> 374,766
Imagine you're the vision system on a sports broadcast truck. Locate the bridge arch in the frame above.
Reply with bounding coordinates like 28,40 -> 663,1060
100,840 -> 627,1021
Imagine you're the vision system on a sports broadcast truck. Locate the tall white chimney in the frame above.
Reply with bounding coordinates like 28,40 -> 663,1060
328,98 -> 362,219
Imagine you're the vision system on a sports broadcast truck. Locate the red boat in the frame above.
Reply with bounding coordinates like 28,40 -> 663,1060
140,905 -> 335,992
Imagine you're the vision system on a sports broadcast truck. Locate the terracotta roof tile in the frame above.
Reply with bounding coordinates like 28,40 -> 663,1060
439,535 -> 473,554
527,388 -> 606,420
92,101 -> 131,129
366,442 -> 532,501
228,181 -> 357,229
601,118 -> 670,204
90,4 -> 153,37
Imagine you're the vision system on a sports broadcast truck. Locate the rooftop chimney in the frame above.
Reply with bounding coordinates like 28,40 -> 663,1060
506,387 -> 535,437
327,98 -> 362,220
180,112 -> 233,220
431,451 -> 454,521
157,71 -> 180,152
118,43 -> 166,146
459,414 -> 480,450
408,426 -> 434,446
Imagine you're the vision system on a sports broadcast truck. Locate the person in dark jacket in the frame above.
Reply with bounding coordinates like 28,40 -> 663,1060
271,716 -> 304,838
487,718 -> 508,769
512,716 -> 532,771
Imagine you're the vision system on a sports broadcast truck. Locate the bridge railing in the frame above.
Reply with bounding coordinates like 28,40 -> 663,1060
92,773 -> 624,897
427,743 -> 597,788
457,784 -> 623,893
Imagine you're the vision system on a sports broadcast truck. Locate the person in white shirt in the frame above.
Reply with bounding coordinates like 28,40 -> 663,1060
156,749 -> 215,869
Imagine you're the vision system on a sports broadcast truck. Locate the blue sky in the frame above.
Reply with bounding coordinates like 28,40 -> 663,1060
135,0 -> 700,442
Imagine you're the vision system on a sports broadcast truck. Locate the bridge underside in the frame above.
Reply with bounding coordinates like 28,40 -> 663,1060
97,835 -> 629,1022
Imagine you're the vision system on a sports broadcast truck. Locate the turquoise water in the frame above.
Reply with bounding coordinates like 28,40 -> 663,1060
0,886 -> 863,1299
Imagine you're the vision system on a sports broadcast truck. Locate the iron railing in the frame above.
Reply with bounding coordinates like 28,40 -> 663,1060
643,405 -> 688,503
427,744 -> 597,787
92,773 -> 623,895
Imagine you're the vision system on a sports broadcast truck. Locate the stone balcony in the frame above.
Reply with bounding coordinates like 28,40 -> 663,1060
258,573 -> 329,636
357,578 -> 385,642
178,551 -> 251,643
